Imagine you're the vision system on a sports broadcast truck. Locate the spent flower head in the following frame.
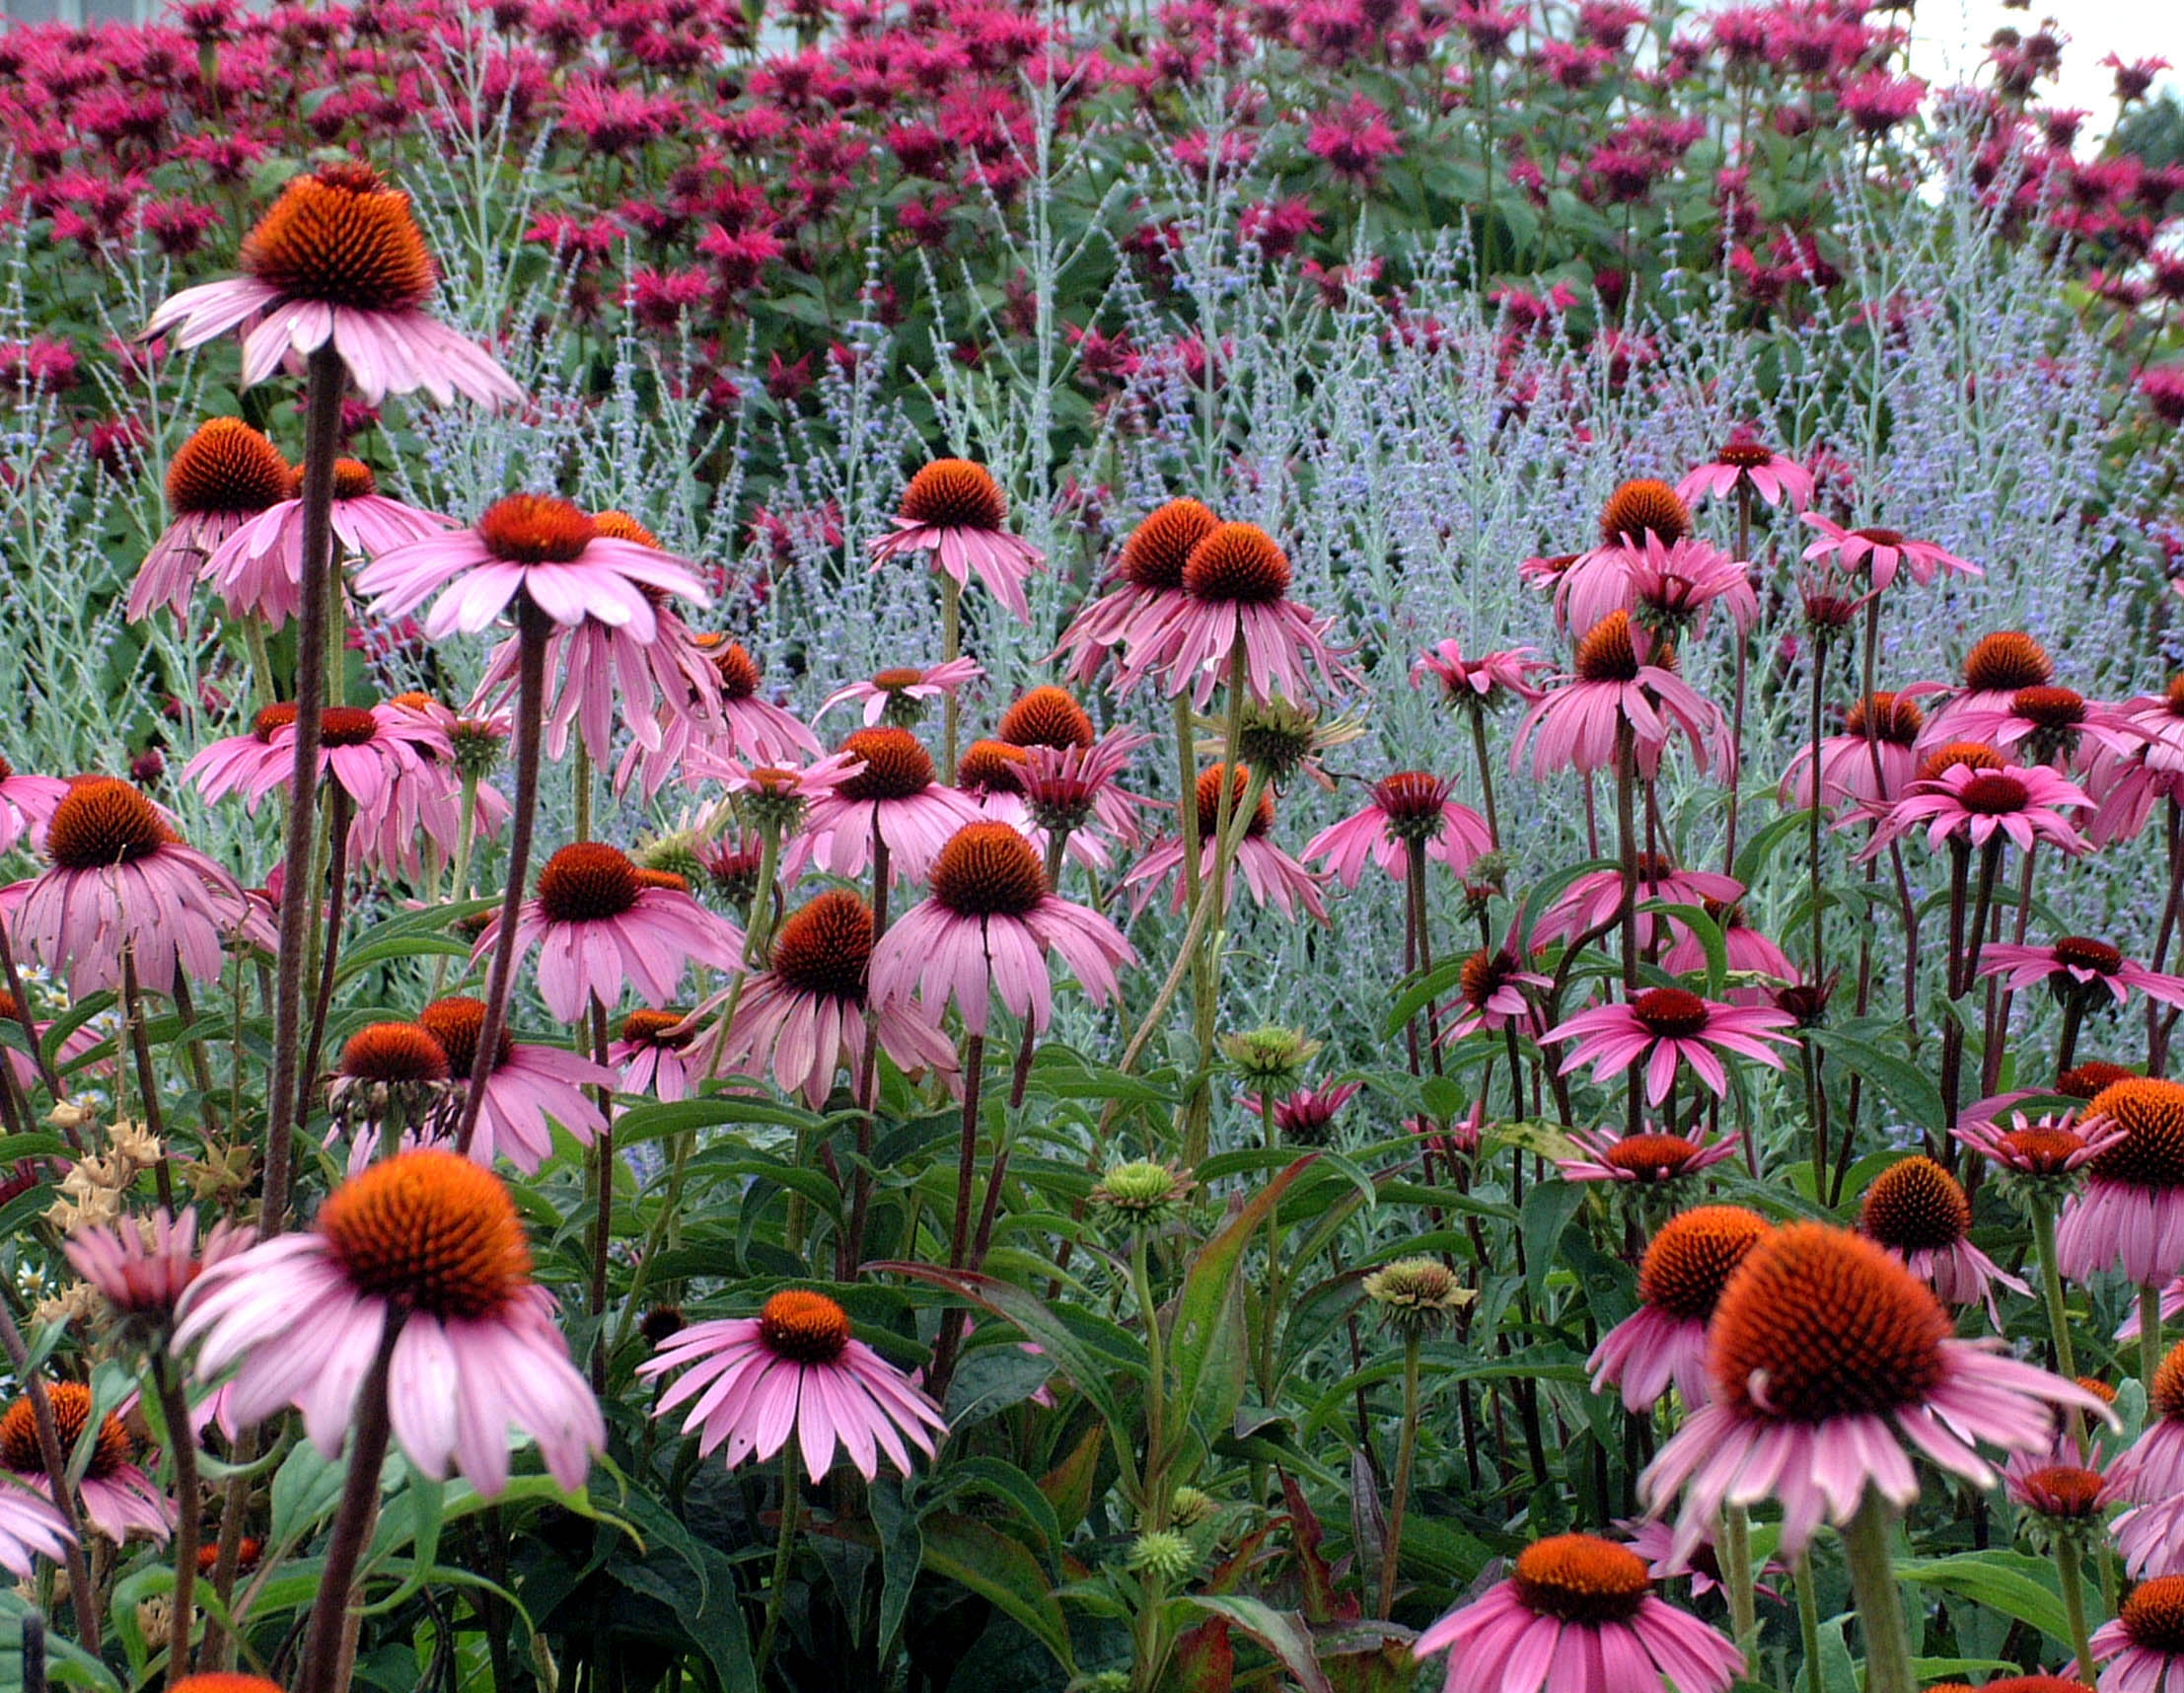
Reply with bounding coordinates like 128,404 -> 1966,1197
1362,1256 -> 1475,1334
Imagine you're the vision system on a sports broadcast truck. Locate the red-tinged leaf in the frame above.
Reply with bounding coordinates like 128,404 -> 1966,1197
1039,1421 -> 1104,1538
1187,1596 -> 1335,1693
919,1511 -> 1076,1674
1283,1471 -> 1356,1625
1162,1617 -> 1234,1693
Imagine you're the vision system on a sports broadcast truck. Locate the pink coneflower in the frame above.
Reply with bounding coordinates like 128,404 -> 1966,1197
1512,612 -> 1733,780
0,1383 -> 173,1544
1658,902 -> 1799,1002
126,417 -> 293,624
1800,513 -> 1979,593
2099,1350 -> 2184,1568
1053,498 -> 1219,684
1617,1516 -> 1784,1605
698,890 -> 957,1108
473,844 -> 745,1023
693,751 -> 864,841
1548,479 -> 1715,636
1911,630 -> 2057,745
1120,522 -> 1356,707
1942,685 -> 2143,770
2085,678 -> 2184,845
1871,760 -> 2091,856
695,637 -> 820,763
0,757 -> 68,857
202,456 -> 449,629
871,823 -> 1133,1037
639,1288 -> 948,1482
1302,771 -> 1492,888
1860,1154 -> 2029,1320
417,996 -> 610,1174
1410,639 -> 1551,711
1556,1124 -> 1743,1186
1780,692 -> 1925,808
1123,765 -> 1330,922
354,492 -> 709,642
1676,432 -> 1815,510
1014,730 -> 1155,853
2005,1445 -> 2110,1531
143,163 -> 521,408
1250,1080 -> 1364,1146
818,657 -> 985,729
1955,1108 -> 2123,1180
63,1208 -> 252,1330
868,460 -> 1043,624
175,1150 -> 603,1494
1980,937 -> 2184,1010
612,1009 -> 698,1101
2093,1577 -> 2184,1690
2059,1078 -> 2184,1288
792,728 -> 982,883
1590,1205 -> 1770,1412
1439,943 -> 1551,1044
1545,987 -> 1795,1104
12,778 -> 246,996
1412,1531 -> 1742,1693
1642,1222 -> 2107,1558
0,1473 -> 71,1578
1532,854 -> 1742,951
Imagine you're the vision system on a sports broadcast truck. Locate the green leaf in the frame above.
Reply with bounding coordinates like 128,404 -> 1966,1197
267,1436 -> 345,1548
1808,1029 -> 1943,1129
1184,1596 -> 1333,1693
919,1512 -> 1075,1674
1895,1550 -> 2071,1648
1519,1177 -> 1588,1306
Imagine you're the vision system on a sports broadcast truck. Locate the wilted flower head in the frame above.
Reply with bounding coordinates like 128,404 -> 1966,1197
1362,1256 -> 1474,1334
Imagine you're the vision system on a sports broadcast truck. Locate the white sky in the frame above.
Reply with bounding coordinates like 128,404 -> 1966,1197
1905,0 -> 2184,140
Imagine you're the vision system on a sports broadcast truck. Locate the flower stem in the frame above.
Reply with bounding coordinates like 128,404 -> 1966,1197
1841,1492 -> 1917,1693
262,340 -> 348,1234
296,785 -> 353,1131
297,1326 -> 397,1693
455,598 -> 551,1158
925,1030 -> 988,1402
939,575 -> 963,777
1719,1504 -> 1758,1663
1720,485 -> 1751,874
755,1447 -> 800,1678
1467,709 -> 1501,848
1804,626 -> 1830,978
1183,640 -> 1250,1165
2055,1533 -> 2095,1681
0,1303 -> 97,1655
1375,1332 -> 1421,1619
587,996 -> 613,1396
153,1360 -> 198,1686
2144,1283 -> 2164,1397
2031,1196 -> 2079,1381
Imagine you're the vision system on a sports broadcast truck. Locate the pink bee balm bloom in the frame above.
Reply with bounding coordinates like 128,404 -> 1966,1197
127,417 -> 293,625
639,1288 -> 949,1482
1780,692 -> 1926,809
0,1383 -> 173,1544
2091,1575 -> 2184,1688
1513,613 -> 1733,780
611,1008 -> 699,1101
1123,765 -> 1331,923
1641,1222 -> 2110,1559
63,1208 -> 252,1327
792,728 -> 983,883
175,1150 -> 604,1494
12,778 -> 247,996
871,823 -> 1134,1037
868,460 -> 1044,624
473,845 -> 744,1023
1859,1154 -> 2029,1322
697,890 -> 957,1109
1800,513 -> 1980,593
1556,1124 -> 1743,1186
1438,943 -> 1551,1044
1872,760 -> 2092,856
142,163 -> 522,408
202,455 -> 450,630
1589,1205 -> 1770,1412
0,756 -> 68,857
1411,639 -> 1551,711
1533,855 -> 1742,951
2058,1078 -> 2184,1288
1119,522 -> 1358,707
417,996 -> 611,1174
818,657 -> 985,729
1412,1531 -> 1742,1693
1980,937 -> 2184,1010
0,1472 -> 71,1578
1676,432 -> 1815,510
354,492 -> 708,642
1053,498 -> 1219,685
1302,771 -> 1492,888
1545,987 -> 1795,1104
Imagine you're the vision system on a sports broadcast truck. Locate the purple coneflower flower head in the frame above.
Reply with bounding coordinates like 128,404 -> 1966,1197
1980,937 -> 2184,1011
1800,513 -> 1980,593
1545,987 -> 1795,1104
2096,1345 -> 2184,1536
1247,1080 -> 1363,1146
818,657 -> 985,729
1859,1154 -> 2028,1322
1872,759 -> 2091,856
697,890 -> 956,1109
177,1150 -> 603,1494
868,460 -> 1043,624
0,1472 -> 71,1578
1053,498 -> 1219,685
1955,1108 -> 2121,1182
1911,629 -> 2057,745
1555,1124 -> 1743,1186
1122,765 -> 1330,922
1624,531 -> 1758,642
417,996 -> 610,1174
1410,637 -> 1551,711
2060,1078 -> 2184,1288
1438,942 -> 1551,1045
1412,1531 -> 1743,1693
1302,771 -> 1491,888
127,416 -> 293,625
202,455 -> 449,630
1533,854 -> 1741,951
64,1208 -> 252,1332
1676,431 -> 1814,510
1591,1205 -> 1770,1412
872,822 -> 1133,1037
612,1008 -> 699,1101
1512,613 -> 1733,780
13,777 -> 247,996
473,593 -> 721,770
354,492 -> 709,642
792,727 -> 983,883
639,1288 -> 948,1482
1943,684 -> 2144,771
0,1383 -> 173,1544
143,163 -> 522,408
1641,1222 -> 2109,1560
0,755 -> 68,858
2093,1576 -> 2184,1685
1013,728 -> 1155,850
1780,691 -> 1925,809
1547,478 -> 1700,635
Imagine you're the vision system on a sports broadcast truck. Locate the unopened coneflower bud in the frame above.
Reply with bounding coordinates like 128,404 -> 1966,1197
1234,696 -> 1323,781
1169,1486 -> 1218,1529
449,717 -> 507,784
1219,1025 -> 1322,1094
1125,1528 -> 1197,1583
638,832 -> 707,889
1090,1159 -> 1194,1221
1362,1256 -> 1475,1334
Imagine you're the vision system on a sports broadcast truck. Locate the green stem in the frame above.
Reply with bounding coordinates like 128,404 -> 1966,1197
1720,1504 -> 1758,1665
940,575 -> 963,777
1841,1492 -> 1917,1693
754,1448 -> 800,1678
1795,1551 -> 1825,1693
1375,1332 -> 1421,1619
154,1361 -> 198,1686
2055,1533 -> 2095,1682
2145,1283 -> 2164,1398
1130,1229 -> 1167,1496
2031,1197 -> 2079,1381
